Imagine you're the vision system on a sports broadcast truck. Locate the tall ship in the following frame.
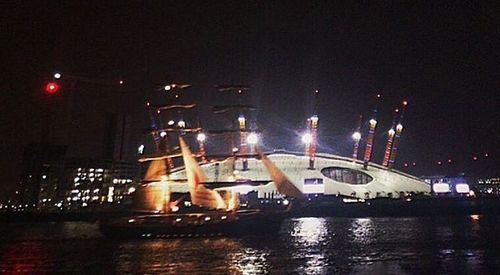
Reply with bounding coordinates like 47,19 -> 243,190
100,84 -> 303,238
99,137 -> 301,238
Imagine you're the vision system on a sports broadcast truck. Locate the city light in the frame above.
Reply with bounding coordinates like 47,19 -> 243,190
197,133 -> 206,142
178,120 -> 186,128
302,133 -> 313,144
53,72 -> 61,79
352,131 -> 361,141
246,133 -> 258,145
456,183 -> 470,194
433,183 -> 451,193
160,131 -> 167,138
45,82 -> 60,94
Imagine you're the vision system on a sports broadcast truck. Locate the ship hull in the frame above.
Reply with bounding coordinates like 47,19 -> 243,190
99,209 -> 286,238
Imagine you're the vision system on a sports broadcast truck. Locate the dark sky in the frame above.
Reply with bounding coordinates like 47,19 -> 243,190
1,1 -> 499,199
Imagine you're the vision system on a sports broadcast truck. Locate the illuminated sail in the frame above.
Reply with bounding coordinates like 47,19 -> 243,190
143,159 -> 167,181
179,137 -> 227,209
133,182 -> 171,213
134,159 -> 170,213
259,151 -> 304,199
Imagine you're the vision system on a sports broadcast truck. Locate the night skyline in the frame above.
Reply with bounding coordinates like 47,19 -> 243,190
2,1 -> 499,199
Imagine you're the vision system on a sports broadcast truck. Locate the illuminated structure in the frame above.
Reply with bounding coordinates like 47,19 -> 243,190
363,94 -> 381,167
20,152 -> 139,211
305,115 -> 319,169
18,143 -> 67,209
238,115 -> 249,170
477,177 -> 500,196
246,132 -> 259,153
363,118 -> 378,164
196,132 -> 207,162
388,101 -> 408,169
167,151 -> 430,200
382,109 -> 399,167
421,175 -> 473,197
351,115 -> 362,161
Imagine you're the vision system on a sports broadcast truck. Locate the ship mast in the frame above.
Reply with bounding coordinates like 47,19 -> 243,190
214,84 -> 255,170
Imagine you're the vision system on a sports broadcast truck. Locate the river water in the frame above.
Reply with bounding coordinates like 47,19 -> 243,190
1,216 -> 500,274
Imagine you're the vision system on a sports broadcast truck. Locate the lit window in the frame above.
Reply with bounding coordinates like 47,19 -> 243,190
321,167 -> 373,184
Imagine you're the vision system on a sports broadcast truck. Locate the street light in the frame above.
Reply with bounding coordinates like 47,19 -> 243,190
302,133 -> 313,144
197,133 -> 206,142
352,131 -> 361,141
246,133 -> 258,145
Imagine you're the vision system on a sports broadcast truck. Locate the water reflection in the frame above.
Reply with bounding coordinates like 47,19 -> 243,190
290,217 -> 328,246
289,217 -> 329,274
0,242 -> 51,274
1,217 -> 500,274
228,246 -> 269,274
112,237 -> 273,274
349,218 -> 375,245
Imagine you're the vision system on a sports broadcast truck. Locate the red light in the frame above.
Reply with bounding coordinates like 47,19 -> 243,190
45,82 -> 60,94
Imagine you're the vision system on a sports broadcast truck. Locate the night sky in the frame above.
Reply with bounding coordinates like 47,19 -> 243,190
1,1 -> 499,199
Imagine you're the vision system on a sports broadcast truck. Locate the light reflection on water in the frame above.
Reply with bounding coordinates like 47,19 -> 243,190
349,218 -> 375,245
1,216 -> 500,274
289,217 -> 329,274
